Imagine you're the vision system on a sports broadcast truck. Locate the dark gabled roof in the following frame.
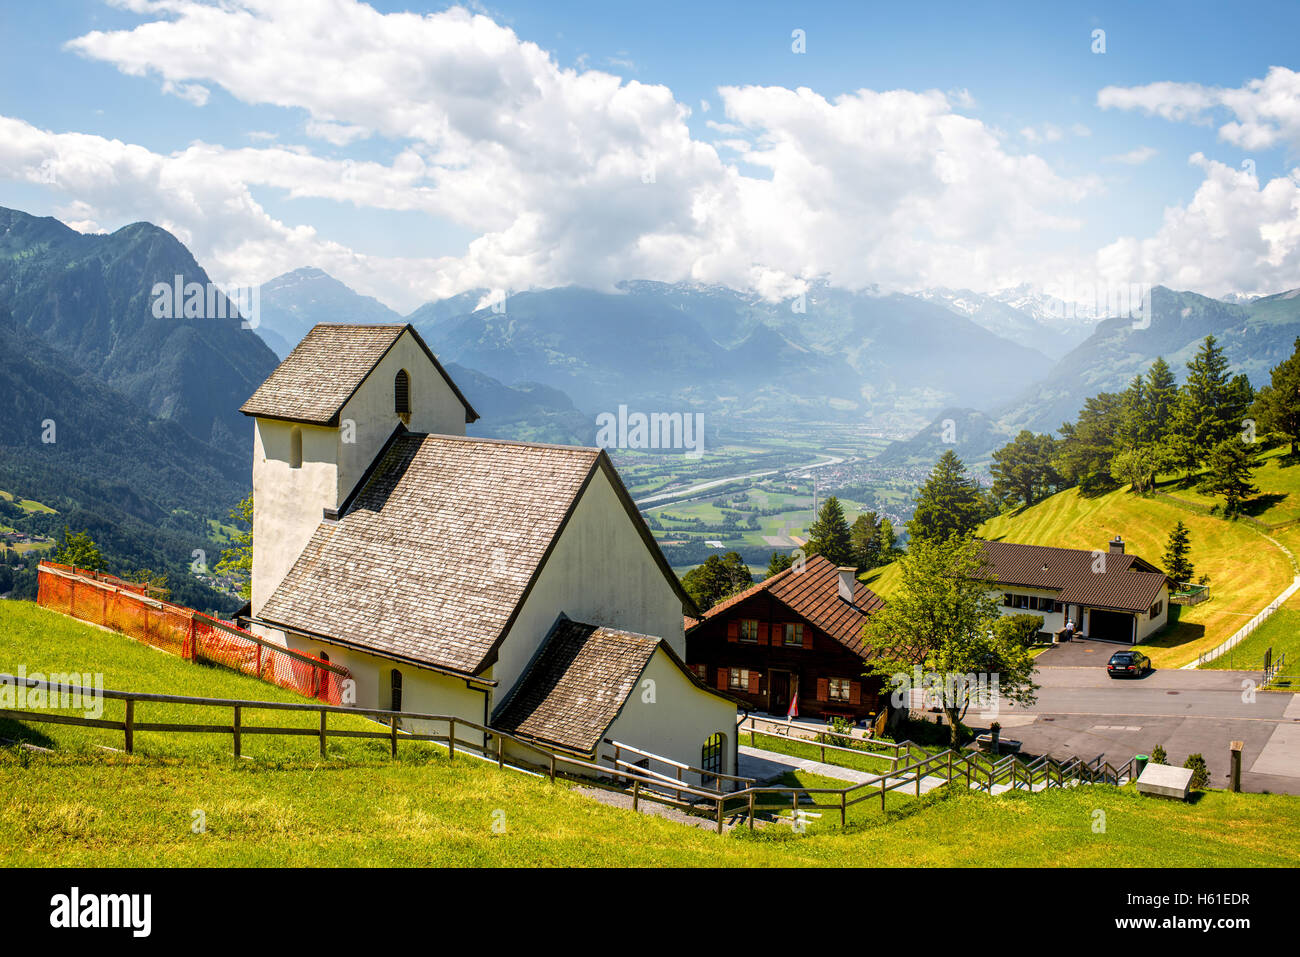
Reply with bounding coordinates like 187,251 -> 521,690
240,323 -> 478,426
686,554 -> 887,657
257,433 -> 695,675
490,619 -> 661,754
975,540 -> 1170,613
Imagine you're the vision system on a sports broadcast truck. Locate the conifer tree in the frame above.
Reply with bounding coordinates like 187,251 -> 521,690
1163,521 -> 1194,583
909,451 -> 987,543
805,495 -> 853,567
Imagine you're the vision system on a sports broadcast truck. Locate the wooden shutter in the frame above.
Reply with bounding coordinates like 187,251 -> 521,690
816,677 -> 829,701
801,625 -> 812,649
748,671 -> 760,694
716,669 -> 729,691
757,622 -> 769,645
849,681 -> 861,705
726,620 -> 739,642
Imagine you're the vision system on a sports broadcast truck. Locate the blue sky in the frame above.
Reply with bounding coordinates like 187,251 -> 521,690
1,0 -> 1298,312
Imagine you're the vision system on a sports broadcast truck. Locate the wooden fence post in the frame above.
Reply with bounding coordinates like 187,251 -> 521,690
319,710 -> 327,758
498,734 -> 505,768
233,705 -> 241,758
448,719 -> 455,760
390,716 -> 398,758
1230,741 -> 1243,792
717,796 -> 724,834
549,753 -> 556,782
748,792 -> 755,830
632,778 -> 640,811
124,699 -> 134,754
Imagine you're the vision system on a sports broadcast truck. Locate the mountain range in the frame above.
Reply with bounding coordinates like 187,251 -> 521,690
883,284 -> 1300,466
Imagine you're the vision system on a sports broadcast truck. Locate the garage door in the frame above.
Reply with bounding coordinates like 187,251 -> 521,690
1090,609 -> 1134,643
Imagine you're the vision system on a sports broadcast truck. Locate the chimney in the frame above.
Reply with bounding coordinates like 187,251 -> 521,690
1109,535 -> 1125,555
837,566 -> 856,603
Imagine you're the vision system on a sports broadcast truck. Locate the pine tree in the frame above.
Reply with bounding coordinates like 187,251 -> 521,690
990,430 -> 1060,509
1144,356 -> 1178,431
766,551 -> 793,578
1173,335 -> 1237,472
849,512 -> 881,570
908,450 -> 987,544
1252,336 -> 1300,455
877,518 -> 899,562
804,495 -> 853,566
1163,521 -> 1194,582
1199,439 -> 1259,515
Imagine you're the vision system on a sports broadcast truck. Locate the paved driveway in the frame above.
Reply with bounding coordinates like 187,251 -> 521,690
976,641 -> 1300,794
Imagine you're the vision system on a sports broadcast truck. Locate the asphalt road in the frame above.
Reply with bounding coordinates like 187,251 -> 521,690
970,638 -> 1300,795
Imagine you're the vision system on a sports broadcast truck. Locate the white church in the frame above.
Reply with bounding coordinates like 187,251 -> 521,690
239,323 -> 738,780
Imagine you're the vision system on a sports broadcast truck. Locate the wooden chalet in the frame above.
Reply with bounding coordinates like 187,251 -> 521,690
684,554 -> 888,721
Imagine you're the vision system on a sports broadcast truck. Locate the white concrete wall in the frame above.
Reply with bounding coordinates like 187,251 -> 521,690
604,648 -> 738,782
490,467 -> 686,705
334,330 -> 468,503
251,420 -> 338,617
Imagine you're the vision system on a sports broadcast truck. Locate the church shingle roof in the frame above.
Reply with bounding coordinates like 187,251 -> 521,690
239,323 -> 477,426
490,619 -> 662,754
257,431 -> 694,674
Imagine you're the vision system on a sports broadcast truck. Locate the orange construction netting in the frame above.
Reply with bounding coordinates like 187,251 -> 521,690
36,560 -> 350,705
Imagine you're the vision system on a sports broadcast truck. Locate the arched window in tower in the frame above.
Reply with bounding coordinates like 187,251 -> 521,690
394,369 -> 411,418
289,426 -> 303,469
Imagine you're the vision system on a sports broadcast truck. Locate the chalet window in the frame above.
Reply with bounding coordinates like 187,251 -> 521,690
1053,601 -> 1064,613
739,619 -> 758,643
693,664 -> 708,680
289,427 -> 303,469
1002,593 -> 1014,607
783,623 -> 804,647
828,678 -> 851,702
1149,600 -> 1163,618
390,668 -> 403,712
701,733 -> 724,775
728,668 -> 750,690
394,369 -> 411,416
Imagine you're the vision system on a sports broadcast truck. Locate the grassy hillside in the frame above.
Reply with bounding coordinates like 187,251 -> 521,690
3,601 -> 1298,866
864,479 -> 1294,668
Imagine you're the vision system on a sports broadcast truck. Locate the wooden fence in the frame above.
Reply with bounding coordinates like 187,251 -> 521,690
0,673 -> 1135,835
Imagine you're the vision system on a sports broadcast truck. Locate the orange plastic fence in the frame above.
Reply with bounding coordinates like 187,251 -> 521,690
36,561 -> 350,705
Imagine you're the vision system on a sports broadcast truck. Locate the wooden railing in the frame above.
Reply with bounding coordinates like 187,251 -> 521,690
0,673 -> 1136,835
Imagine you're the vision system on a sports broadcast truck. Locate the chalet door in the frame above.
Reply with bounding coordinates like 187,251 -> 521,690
769,670 -> 790,715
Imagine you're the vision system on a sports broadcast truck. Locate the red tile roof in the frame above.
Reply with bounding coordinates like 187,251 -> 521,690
687,554 -> 886,657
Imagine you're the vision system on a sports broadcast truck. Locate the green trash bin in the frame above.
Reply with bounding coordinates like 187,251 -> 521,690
1134,754 -> 1149,777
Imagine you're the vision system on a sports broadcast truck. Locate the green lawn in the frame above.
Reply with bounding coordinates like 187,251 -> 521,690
865,484 -> 1293,668
1203,605 -> 1300,680
3,600 -> 1298,866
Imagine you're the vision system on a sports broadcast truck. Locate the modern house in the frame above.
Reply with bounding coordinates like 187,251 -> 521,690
683,555 -> 889,721
975,537 -> 1172,643
238,323 -> 739,780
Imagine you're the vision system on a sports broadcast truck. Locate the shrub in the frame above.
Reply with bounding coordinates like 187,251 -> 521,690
815,716 -> 858,749
1150,744 -> 1168,765
1184,753 -> 1210,789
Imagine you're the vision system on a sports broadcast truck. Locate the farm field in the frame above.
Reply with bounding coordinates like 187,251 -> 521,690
2,601 -> 1299,866
863,484 -> 1293,669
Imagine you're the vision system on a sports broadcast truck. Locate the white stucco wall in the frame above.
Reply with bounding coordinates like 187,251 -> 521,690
1136,587 -> 1170,641
252,621 -> 489,749
251,420 -> 338,617
334,330 -> 468,502
603,648 -> 738,781
489,466 -> 687,705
